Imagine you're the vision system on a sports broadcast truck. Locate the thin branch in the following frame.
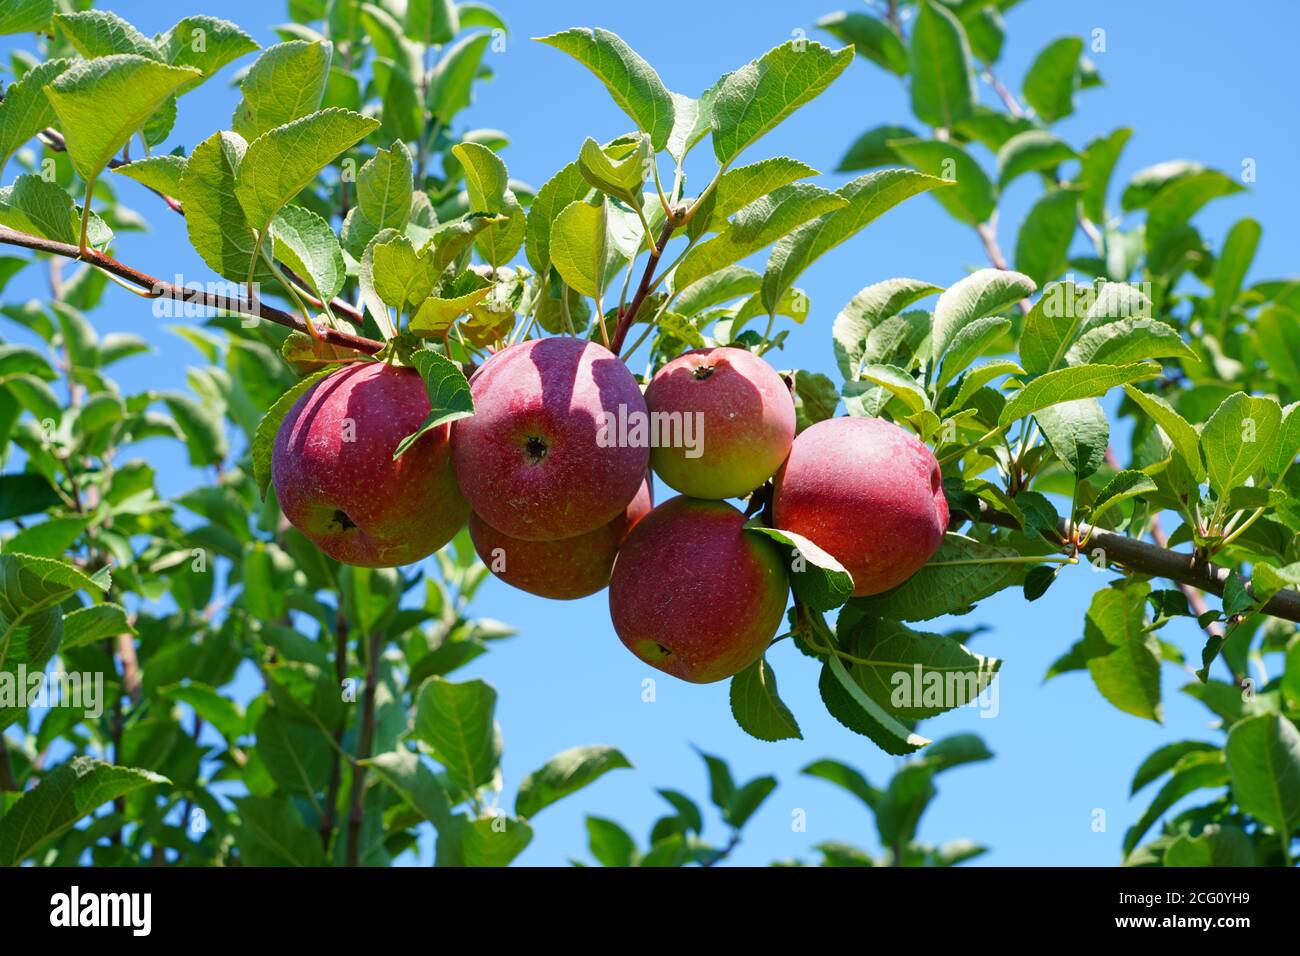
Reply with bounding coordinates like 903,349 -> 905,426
0,225 -> 383,355
609,217 -> 679,355
345,628 -> 383,867
320,608 -> 349,851
965,501 -> 1300,624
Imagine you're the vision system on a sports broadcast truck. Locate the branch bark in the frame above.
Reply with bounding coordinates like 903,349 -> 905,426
966,501 -> 1300,623
0,225 -> 383,355
344,628 -> 383,867
609,217 -> 678,355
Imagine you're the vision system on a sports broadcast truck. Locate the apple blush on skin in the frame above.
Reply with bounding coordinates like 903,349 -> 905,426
609,496 -> 789,684
644,346 -> 796,500
451,337 -> 650,541
469,477 -> 652,600
773,415 -> 949,597
272,362 -> 470,568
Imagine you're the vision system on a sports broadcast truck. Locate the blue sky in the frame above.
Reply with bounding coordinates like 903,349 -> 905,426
3,0 -> 1298,865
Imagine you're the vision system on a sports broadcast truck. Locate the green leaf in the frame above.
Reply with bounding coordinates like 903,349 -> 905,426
1035,397 -> 1108,478
937,316 -> 1010,390
1078,127 -> 1132,223
1145,169 -> 1244,258
710,39 -> 852,165
1130,740 -> 1219,795
158,682 -> 245,742
413,676 -> 501,793
409,272 -> 493,337
550,199 -> 608,299
789,368 -> 838,432
113,154 -> 186,197
586,817 -> 636,867
252,365 -> 340,496
1200,392 -> 1282,496
762,169 -> 947,315
802,759 -> 880,809
711,156 -> 819,224
1252,563 -> 1300,604
254,708 -> 331,794
1213,218 -> 1262,318
997,130 -> 1077,188
851,533 -> 1022,621
524,161 -> 590,273
233,795 -> 325,866
0,757 -> 166,866
820,649 -> 931,756
536,28 -> 674,151
341,140 -> 413,259
1122,751 -> 1227,854
516,745 -> 632,819
405,0 -> 458,44
857,363 -> 929,414
393,350 -> 475,459
1092,469 -> 1158,523
179,130 -> 266,283
45,55 -> 199,184
838,617 -> 1001,720
363,749 -> 454,827
0,0 -> 54,36
0,175 -> 104,247
1121,384 -> 1206,484
833,277 -> 940,379
745,522 -> 851,611
158,15 -> 260,93
815,11 -> 907,75
0,473 -> 61,521
0,58 -> 70,167
1022,36 -> 1083,123
675,183 -> 847,294
909,0 -> 975,130
2,516 -> 88,558
1225,713 -> 1300,837
0,552 -> 109,672
1065,317 -> 1196,367
932,267 -> 1035,364
59,603 -> 133,651
888,137 -> 995,226
235,107 -> 379,233
728,775 -> 776,828
1015,187 -> 1079,285
729,656 -> 802,742
231,40 -> 331,141
999,362 -> 1161,426
578,135 -> 647,207
428,32 -> 492,123
55,10 -> 161,60
271,204 -> 345,302
161,392 -> 227,467
1164,824 -> 1256,867
1081,585 -> 1162,722
436,814 -> 533,867
835,123 -> 915,172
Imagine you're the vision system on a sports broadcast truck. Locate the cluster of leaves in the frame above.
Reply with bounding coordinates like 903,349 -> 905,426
801,0 -> 1300,864
0,0 -> 996,869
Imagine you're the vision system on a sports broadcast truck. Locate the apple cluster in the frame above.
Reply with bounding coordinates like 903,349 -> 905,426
272,340 -> 949,683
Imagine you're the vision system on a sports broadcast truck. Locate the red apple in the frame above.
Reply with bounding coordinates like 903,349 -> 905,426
608,496 -> 789,683
272,361 -> 469,567
644,346 -> 795,499
772,416 -> 948,596
452,337 -> 649,541
469,477 -> 652,600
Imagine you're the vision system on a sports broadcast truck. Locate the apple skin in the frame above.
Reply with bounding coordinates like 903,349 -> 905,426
608,496 -> 789,684
272,362 -> 469,567
644,347 -> 795,499
451,337 -> 649,541
469,477 -> 652,600
772,416 -> 948,597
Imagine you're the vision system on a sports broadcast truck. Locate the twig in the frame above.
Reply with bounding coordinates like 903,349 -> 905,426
966,501 -> 1300,624
609,218 -> 679,355
0,225 -> 383,354
344,628 -> 383,866
320,609 -> 349,851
